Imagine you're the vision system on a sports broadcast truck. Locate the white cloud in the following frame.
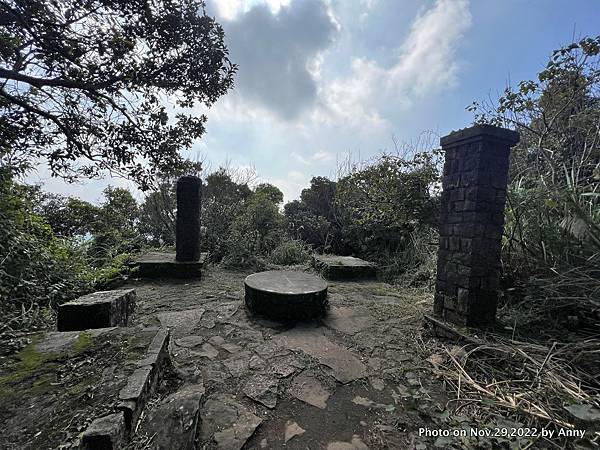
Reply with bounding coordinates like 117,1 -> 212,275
316,0 -> 471,131
291,149 -> 334,165
212,0 -> 292,20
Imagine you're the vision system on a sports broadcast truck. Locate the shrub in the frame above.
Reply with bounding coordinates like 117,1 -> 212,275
0,175 -> 92,328
270,240 -> 311,266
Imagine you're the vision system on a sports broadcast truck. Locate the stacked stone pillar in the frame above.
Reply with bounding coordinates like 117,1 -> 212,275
176,176 -> 202,262
434,124 -> 519,326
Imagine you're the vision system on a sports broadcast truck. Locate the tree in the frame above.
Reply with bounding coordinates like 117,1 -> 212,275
201,167 -> 252,258
0,0 -> 236,187
335,153 -> 440,255
254,183 -> 284,205
284,176 -> 340,251
469,36 -> 600,263
37,193 -> 101,238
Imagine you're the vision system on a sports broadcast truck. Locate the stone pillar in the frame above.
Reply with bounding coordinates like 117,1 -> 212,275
176,176 -> 202,262
434,124 -> 519,326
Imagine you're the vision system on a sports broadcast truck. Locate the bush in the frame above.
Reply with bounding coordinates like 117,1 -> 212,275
0,174 -> 92,328
269,240 -> 311,266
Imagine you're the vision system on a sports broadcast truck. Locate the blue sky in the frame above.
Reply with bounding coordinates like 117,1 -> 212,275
30,0 -> 600,203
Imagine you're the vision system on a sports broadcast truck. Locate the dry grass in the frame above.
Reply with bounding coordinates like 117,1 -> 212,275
422,329 -> 600,447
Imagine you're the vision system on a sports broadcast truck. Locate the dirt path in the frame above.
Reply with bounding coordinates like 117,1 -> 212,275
126,265 -> 445,449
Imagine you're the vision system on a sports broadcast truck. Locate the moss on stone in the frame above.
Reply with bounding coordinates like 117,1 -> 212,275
73,330 -> 94,354
0,335 -> 61,402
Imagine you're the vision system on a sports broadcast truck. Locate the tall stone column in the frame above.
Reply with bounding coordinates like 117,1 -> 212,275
434,124 -> 519,326
176,176 -> 202,262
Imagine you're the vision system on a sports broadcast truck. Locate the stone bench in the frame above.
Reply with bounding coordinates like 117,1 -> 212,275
312,255 -> 377,280
57,289 -> 136,331
133,251 -> 206,279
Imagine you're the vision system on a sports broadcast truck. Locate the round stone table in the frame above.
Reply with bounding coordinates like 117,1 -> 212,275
244,271 -> 328,320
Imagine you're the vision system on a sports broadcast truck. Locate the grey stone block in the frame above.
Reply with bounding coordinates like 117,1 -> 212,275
144,384 -> 205,450
57,289 -> 135,332
312,255 -> 377,280
80,412 -> 126,450
134,251 -> 206,279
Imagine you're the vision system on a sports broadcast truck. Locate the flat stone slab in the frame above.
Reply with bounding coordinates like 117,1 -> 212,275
1,326 -> 158,449
157,308 -> 205,336
244,271 -> 328,320
57,289 -> 135,331
288,373 -> 331,409
313,255 -> 376,280
201,394 -> 262,450
242,374 -> 279,409
322,306 -> 374,335
278,327 -> 367,384
135,251 -> 206,279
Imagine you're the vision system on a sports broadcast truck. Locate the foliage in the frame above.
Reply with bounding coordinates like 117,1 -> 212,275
202,167 -> 253,260
284,177 -> 340,251
470,36 -> 600,269
0,172 -> 91,327
269,239 -> 311,266
228,188 -> 285,255
335,152 -> 441,258
254,183 -> 284,205
0,0 -> 235,186
469,36 -> 600,325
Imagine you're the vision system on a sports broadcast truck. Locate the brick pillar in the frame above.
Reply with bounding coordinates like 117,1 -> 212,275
434,124 -> 519,326
176,176 -> 202,262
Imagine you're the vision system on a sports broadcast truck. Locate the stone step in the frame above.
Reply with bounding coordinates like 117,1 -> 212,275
312,255 -> 377,280
79,328 -> 171,449
57,289 -> 136,331
133,251 -> 207,279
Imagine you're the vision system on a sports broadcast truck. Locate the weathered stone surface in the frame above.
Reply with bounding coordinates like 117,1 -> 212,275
201,394 -> 262,450
135,251 -> 205,279
176,175 -> 202,262
327,435 -> 370,450
313,255 -> 377,280
36,328 -> 115,354
223,351 -> 251,377
144,383 -> 205,450
57,289 -> 135,331
323,306 -> 373,335
80,412 -> 126,450
289,373 -> 330,409
195,343 -> 219,359
285,421 -> 306,443
245,271 -> 328,320
278,328 -> 366,384
175,335 -> 205,348
434,124 -> 519,326
370,377 -> 385,391
269,353 -> 304,378
242,373 -> 279,408
118,329 -> 170,429
157,308 -> 205,335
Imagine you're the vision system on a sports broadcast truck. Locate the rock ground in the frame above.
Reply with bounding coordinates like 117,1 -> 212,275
0,265 -> 446,449
0,327 -> 158,449
127,265 -> 445,449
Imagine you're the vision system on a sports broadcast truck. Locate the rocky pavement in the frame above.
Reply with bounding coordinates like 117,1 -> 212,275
125,266 -> 443,450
